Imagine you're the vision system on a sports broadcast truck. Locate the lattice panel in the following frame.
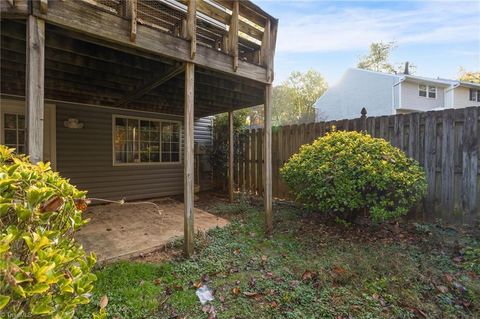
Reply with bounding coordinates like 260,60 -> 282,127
138,0 -> 186,35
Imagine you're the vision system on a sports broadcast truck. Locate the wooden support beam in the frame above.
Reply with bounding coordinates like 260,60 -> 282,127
130,0 -> 137,42
39,0 -> 48,14
186,0 -> 196,59
228,110 -> 234,202
32,0 -> 269,83
25,15 -> 45,164
184,62 -> 195,257
260,18 -> 277,83
229,0 -> 239,71
264,84 -> 272,235
114,64 -> 184,107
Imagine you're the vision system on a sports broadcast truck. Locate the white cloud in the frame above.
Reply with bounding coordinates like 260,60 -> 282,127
275,1 -> 480,53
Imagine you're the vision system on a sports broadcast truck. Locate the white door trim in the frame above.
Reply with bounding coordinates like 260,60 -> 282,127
0,99 -> 56,169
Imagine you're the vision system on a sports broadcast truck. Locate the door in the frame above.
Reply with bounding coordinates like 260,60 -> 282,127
0,100 -> 56,169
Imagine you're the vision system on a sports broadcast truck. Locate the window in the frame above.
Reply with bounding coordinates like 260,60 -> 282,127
419,84 -> 427,97
3,113 -> 25,154
419,84 -> 436,98
470,89 -> 480,102
113,116 -> 180,164
428,85 -> 436,98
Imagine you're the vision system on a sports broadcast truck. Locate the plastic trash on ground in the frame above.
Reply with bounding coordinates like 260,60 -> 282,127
196,285 -> 214,305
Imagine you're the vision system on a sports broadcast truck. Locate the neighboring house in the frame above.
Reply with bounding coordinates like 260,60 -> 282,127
314,68 -> 480,121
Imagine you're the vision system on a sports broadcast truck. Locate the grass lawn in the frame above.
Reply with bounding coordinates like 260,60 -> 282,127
76,198 -> 480,319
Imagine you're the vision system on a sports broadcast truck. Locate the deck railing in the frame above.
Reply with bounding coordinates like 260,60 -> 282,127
77,0 -> 275,68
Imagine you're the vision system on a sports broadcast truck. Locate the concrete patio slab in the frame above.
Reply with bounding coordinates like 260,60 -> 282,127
75,197 -> 228,263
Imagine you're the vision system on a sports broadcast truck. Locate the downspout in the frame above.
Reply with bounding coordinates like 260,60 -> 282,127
445,82 -> 460,109
392,76 -> 406,114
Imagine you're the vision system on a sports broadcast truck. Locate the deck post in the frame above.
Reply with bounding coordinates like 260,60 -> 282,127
229,0 -> 239,71
264,84 -> 273,235
186,0 -> 196,59
228,111 -> 234,202
26,15 -> 45,164
184,62 -> 195,257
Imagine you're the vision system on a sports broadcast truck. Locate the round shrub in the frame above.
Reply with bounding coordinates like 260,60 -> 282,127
0,146 -> 97,318
280,130 -> 427,221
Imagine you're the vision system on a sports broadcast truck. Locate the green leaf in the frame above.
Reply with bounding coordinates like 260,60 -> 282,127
30,298 -> 54,315
28,283 -> 50,295
0,295 -> 10,310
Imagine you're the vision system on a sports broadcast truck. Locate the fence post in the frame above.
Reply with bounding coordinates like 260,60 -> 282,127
360,107 -> 367,132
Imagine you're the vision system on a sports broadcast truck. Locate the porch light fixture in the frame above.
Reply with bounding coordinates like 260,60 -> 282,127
64,118 -> 84,129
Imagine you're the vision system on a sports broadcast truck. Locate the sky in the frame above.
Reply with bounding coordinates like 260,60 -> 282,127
254,0 -> 480,86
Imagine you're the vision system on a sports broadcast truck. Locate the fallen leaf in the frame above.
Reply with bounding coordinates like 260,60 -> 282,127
261,255 -> 268,262
153,278 -> 161,285
99,295 -> 108,310
40,196 -> 64,213
233,248 -> 241,255
74,198 -> 88,212
332,265 -> 347,276
193,281 -> 202,289
270,300 -> 278,308
444,273 -> 454,283
231,287 -> 240,296
436,285 -> 448,293
301,270 -> 317,282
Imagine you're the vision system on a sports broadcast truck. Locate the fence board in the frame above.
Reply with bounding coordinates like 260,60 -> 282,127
250,129 -> 257,193
408,112 -> 420,161
244,132 -> 251,193
238,133 -> 244,191
257,128 -> 263,195
441,109 -> 455,216
424,111 -> 437,214
462,107 -> 478,215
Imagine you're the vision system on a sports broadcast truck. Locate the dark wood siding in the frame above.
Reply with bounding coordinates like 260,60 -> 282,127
56,103 -> 213,201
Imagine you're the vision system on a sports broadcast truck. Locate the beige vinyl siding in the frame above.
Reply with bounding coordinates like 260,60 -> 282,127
56,103 -> 213,201
400,81 -> 445,111
454,86 -> 480,108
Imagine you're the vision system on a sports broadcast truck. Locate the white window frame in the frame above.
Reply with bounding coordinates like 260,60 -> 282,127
419,84 -> 437,99
0,100 -> 57,170
112,114 -> 182,166
469,89 -> 480,102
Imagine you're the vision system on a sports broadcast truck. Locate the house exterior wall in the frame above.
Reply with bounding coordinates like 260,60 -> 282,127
314,69 -> 398,121
56,103 -> 213,201
454,86 -> 480,108
400,81 -> 446,111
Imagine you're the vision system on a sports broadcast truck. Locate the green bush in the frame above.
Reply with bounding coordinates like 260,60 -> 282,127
280,130 -> 427,221
0,146 -> 98,318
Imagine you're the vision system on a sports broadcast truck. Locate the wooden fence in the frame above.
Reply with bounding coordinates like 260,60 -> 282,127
233,107 -> 480,223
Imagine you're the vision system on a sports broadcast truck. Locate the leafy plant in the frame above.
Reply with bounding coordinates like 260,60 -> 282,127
463,243 -> 480,274
0,145 -> 97,318
280,130 -> 427,222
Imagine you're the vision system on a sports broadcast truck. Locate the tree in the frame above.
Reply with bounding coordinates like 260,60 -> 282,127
357,41 -> 415,74
272,70 -> 328,125
458,67 -> 480,83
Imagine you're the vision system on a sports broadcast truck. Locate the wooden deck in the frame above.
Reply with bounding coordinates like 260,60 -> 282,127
1,0 -> 277,84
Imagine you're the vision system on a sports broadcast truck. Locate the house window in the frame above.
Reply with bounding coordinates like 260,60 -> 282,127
113,116 -> 180,164
470,89 -> 480,102
419,84 -> 436,98
3,113 -> 25,154
419,84 -> 427,97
